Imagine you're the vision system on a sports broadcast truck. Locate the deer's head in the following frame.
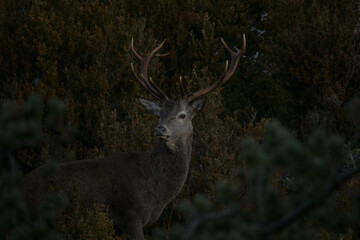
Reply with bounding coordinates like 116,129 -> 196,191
130,35 -> 246,150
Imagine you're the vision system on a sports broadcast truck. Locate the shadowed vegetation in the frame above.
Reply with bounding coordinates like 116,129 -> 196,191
0,0 -> 359,239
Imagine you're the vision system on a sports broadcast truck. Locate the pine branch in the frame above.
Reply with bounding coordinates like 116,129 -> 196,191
262,160 -> 360,235
183,161 -> 360,240
183,206 -> 241,240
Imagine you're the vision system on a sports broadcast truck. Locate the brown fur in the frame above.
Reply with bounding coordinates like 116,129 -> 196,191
21,98 -> 205,240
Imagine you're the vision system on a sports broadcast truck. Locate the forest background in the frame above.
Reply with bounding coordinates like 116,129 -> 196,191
1,0 -> 360,239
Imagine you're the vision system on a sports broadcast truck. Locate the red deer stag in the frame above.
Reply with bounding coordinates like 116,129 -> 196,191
21,35 -> 246,240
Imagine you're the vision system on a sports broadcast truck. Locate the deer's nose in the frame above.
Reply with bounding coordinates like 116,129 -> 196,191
154,125 -> 167,136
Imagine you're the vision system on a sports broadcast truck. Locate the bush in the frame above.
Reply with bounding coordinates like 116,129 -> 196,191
155,120 -> 360,240
1,0 -> 359,238
0,95 -> 122,240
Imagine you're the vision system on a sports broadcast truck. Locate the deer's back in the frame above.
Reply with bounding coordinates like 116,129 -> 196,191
21,151 -> 153,211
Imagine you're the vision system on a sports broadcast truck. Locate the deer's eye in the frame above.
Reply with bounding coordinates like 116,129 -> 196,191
179,114 -> 186,119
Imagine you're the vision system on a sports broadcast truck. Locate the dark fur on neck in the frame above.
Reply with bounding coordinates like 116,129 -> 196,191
150,134 -> 193,203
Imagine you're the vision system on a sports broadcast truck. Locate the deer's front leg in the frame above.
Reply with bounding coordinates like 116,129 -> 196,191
120,210 -> 145,240
122,221 -> 144,240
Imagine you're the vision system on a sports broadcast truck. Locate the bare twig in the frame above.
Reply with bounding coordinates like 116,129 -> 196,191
183,206 -> 240,240
344,34 -> 360,90
183,160 -> 360,240
6,152 -> 18,187
262,160 -> 360,235
256,167 -> 265,222
347,141 -> 357,170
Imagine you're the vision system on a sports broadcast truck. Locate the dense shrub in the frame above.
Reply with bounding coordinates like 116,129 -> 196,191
0,0 -> 359,239
0,95 -> 66,239
0,95 -> 121,240
154,120 -> 360,240
257,0 -> 360,136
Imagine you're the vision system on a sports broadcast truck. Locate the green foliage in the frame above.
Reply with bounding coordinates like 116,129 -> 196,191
0,95 -> 42,151
257,0 -> 360,135
0,95 -> 67,239
157,120 -> 360,240
58,190 -> 120,240
0,0 -> 359,239
0,95 -> 123,240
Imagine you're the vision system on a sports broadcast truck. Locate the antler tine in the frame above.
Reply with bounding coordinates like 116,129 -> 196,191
131,39 -> 162,99
187,34 -> 246,102
149,77 -> 168,100
130,38 -> 143,61
155,53 -> 170,57
140,40 -> 169,100
130,62 -> 162,100
179,76 -> 186,99
130,39 -> 169,101
141,39 -> 167,75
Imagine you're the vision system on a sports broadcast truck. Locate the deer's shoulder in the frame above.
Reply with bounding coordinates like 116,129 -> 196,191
59,151 -> 150,168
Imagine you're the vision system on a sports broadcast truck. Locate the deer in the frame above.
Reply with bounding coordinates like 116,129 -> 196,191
21,34 -> 246,240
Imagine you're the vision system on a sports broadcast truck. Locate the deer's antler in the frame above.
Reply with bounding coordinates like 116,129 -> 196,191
130,39 -> 169,101
186,34 -> 246,102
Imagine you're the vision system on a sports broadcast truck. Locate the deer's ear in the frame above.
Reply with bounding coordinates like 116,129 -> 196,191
138,97 -> 161,116
187,97 -> 206,117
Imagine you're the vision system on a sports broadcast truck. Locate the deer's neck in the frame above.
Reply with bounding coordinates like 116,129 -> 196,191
150,134 -> 193,202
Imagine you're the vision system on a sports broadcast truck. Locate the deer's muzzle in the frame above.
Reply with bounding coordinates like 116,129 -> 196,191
154,125 -> 168,137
